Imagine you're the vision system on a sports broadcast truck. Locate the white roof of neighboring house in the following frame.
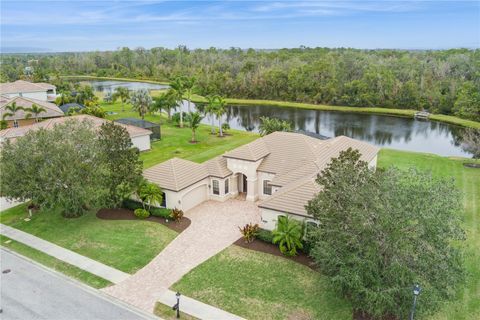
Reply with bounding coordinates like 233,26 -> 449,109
144,131 -> 380,209
0,80 -> 56,94
0,96 -> 64,120
0,114 -> 152,141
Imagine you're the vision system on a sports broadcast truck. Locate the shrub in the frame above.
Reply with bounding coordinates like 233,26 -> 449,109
171,208 -> 184,221
134,208 -> 150,219
222,123 -> 230,132
171,112 -> 188,126
256,228 -> 274,243
272,215 -> 303,256
151,207 -> 172,219
122,199 -> 143,211
239,223 -> 259,243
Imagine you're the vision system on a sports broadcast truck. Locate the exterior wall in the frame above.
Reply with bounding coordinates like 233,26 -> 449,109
259,208 -> 318,231
208,176 -> 235,202
163,178 -> 209,212
131,135 -> 151,151
257,172 -> 276,200
4,91 -> 48,101
226,158 -> 264,201
368,155 -> 378,170
5,118 -> 37,128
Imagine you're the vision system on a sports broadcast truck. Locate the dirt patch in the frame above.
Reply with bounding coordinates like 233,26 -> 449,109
234,238 -> 317,270
96,208 -> 191,233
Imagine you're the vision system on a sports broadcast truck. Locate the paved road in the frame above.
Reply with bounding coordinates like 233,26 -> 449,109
0,249 -> 156,320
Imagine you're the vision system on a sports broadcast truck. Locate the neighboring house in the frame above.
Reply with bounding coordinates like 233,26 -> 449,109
144,131 -> 380,230
0,114 -> 152,151
59,103 -> 85,114
0,80 -> 57,102
0,96 -> 64,128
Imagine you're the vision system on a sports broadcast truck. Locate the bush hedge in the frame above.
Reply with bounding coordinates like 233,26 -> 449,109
134,208 -> 150,219
256,228 -> 274,243
122,199 -> 172,219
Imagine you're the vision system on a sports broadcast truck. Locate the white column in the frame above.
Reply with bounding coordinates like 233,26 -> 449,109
246,176 -> 258,201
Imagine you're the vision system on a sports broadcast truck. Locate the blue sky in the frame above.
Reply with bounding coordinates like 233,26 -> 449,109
1,1 -> 479,52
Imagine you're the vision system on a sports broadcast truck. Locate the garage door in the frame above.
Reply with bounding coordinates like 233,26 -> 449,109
182,185 -> 208,212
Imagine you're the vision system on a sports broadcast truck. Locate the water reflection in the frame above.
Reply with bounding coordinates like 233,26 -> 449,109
185,102 -> 470,157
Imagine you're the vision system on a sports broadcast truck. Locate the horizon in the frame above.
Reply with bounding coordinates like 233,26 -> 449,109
1,0 -> 479,53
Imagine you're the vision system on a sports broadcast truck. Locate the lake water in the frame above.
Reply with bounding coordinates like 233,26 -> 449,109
184,102 -> 470,157
85,80 -> 470,157
85,80 -> 168,92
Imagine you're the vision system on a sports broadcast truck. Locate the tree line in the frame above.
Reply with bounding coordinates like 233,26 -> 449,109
1,46 -> 479,120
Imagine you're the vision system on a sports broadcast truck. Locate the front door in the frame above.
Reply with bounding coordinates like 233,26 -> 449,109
243,174 -> 248,193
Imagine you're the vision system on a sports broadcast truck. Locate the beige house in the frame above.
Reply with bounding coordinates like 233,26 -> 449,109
144,132 -> 380,230
0,80 -> 57,102
0,114 -> 152,151
0,95 -> 64,128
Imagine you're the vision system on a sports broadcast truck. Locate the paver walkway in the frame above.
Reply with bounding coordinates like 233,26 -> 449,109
0,223 -> 129,283
103,199 -> 260,313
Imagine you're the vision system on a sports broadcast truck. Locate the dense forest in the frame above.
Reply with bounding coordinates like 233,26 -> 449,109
1,47 -> 479,121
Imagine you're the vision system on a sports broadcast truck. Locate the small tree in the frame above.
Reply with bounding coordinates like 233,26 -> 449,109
306,148 -> 465,318
152,90 -> 178,120
130,89 -> 153,120
461,128 -> 480,158
114,86 -> 130,112
205,95 -> 218,135
2,102 -> 25,120
183,76 -> 196,113
187,112 -> 203,143
98,122 -> 143,207
272,215 -> 303,256
169,77 -> 186,127
137,181 -> 163,212
258,116 -> 292,136
215,96 -> 227,137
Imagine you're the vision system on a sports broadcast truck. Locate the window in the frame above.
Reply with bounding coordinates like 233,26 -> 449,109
160,192 -> 166,207
263,180 -> 272,195
225,178 -> 229,194
212,180 -> 220,195
13,120 -> 19,128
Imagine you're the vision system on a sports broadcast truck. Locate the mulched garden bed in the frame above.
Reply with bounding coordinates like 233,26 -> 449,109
234,238 -> 317,270
96,208 -> 191,233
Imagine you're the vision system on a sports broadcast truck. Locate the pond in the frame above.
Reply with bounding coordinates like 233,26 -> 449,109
182,102 -> 470,158
84,80 -> 168,92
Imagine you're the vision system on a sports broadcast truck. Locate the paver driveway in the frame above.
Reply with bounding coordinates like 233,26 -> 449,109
103,199 -> 260,312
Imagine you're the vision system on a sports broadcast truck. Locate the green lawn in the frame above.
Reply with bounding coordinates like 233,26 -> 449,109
171,149 -> 480,320
173,245 -> 351,320
0,204 -> 177,274
1,236 -> 111,288
101,101 -> 259,168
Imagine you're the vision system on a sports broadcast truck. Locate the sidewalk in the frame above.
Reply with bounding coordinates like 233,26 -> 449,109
0,223 -> 245,320
0,223 -> 129,283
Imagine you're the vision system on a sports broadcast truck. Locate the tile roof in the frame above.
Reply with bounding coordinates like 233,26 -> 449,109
0,80 -> 55,94
143,158 -> 209,191
0,96 -> 64,120
204,156 -> 232,178
223,137 -> 270,161
258,176 -> 321,217
0,114 -> 152,140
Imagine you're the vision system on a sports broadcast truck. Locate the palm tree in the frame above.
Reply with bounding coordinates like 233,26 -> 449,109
138,181 -> 163,211
205,95 -> 218,135
272,215 -> 304,256
114,87 -> 130,112
215,96 -> 227,137
2,102 -> 25,123
183,76 -> 196,113
25,104 -> 46,122
187,112 -> 204,143
169,77 -> 186,128
152,90 -> 178,120
130,89 -> 153,120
